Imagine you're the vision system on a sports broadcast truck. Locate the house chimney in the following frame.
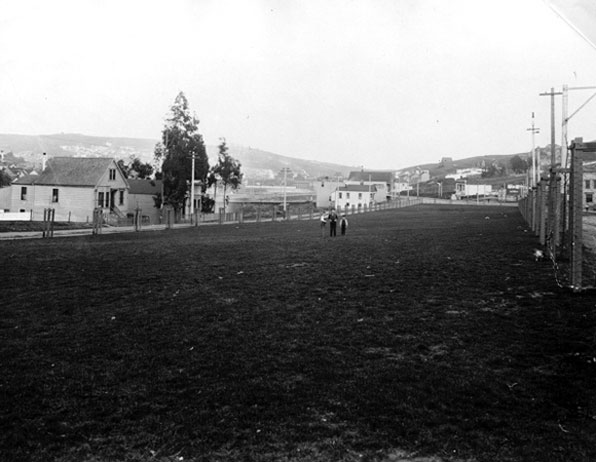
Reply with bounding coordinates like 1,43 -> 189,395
42,152 -> 47,171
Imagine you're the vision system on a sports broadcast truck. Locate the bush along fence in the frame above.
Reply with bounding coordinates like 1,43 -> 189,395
518,138 -> 596,291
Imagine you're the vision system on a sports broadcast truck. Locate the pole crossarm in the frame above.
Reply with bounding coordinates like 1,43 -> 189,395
539,91 -> 563,97
568,86 -> 596,91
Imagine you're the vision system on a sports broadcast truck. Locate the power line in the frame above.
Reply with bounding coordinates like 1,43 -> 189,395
543,1 -> 596,53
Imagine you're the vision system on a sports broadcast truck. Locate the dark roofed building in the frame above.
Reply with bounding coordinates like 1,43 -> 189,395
14,157 -> 119,187
10,156 -> 129,222
347,170 -> 394,184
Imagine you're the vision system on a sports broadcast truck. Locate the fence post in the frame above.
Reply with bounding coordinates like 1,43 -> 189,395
134,207 -> 142,231
42,208 -> 47,238
569,156 -> 583,290
92,207 -> 103,235
553,176 -> 561,249
50,209 -> 55,237
538,180 -> 546,245
530,189 -> 536,232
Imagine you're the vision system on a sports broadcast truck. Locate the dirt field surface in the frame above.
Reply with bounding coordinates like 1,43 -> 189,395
1,205 -> 595,462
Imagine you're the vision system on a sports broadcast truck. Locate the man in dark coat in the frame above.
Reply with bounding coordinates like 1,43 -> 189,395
328,209 -> 338,237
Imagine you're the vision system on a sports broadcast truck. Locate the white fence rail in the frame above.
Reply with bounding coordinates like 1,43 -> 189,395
0,211 -> 32,221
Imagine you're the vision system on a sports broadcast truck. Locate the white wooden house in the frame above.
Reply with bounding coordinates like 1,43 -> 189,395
331,184 -> 377,210
10,157 -> 129,222
345,170 -> 393,201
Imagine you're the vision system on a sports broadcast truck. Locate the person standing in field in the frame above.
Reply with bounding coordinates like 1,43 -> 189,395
340,215 -> 348,235
328,208 -> 338,237
320,211 -> 328,237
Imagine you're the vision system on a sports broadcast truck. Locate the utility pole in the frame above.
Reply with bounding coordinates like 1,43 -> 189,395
540,87 -> 563,168
562,85 -> 596,169
283,167 -> 287,216
336,173 -> 341,210
190,152 -> 195,224
526,112 -> 540,187
280,167 -> 291,217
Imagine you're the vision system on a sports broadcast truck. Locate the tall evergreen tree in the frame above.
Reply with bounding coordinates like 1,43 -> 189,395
212,138 -> 242,215
154,92 -> 209,215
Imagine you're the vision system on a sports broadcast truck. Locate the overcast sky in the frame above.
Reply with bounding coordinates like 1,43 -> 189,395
2,0 -> 596,169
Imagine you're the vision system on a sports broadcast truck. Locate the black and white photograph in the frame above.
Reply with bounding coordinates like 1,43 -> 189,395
1,1 -> 596,461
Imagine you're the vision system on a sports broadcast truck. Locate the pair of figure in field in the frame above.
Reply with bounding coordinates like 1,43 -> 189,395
320,209 -> 348,237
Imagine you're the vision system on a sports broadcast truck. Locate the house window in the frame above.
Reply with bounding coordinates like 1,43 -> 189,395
119,190 -> 124,205
109,168 -> 116,181
593,180 -> 596,189
587,193 -> 594,203
586,180 -> 591,189
339,192 -> 342,199
98,192 -> 104,207
346,192 -> 350,199
20,186 -> 27,201
358,193 -> 362,199
52,188 -> 59,203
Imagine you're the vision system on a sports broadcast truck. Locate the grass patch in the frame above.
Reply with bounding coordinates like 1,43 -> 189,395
1,205 -> 595,462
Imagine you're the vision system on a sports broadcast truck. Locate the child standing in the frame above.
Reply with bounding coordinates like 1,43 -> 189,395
340,215 -> 348,235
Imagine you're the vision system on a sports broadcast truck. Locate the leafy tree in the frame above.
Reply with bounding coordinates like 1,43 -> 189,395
211,139 -> 242,215
117,158 -> 154,179
0,169 -> 11,187
154,92 -> 209,215
481,162 -> 505,178
130,158 -> 154,179
509,155 -> 529,174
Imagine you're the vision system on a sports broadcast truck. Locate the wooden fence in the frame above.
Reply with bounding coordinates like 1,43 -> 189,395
518,139 -> 596,291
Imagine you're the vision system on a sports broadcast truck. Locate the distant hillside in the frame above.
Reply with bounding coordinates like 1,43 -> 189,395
207,144 -> 354,181
0,133 -> 156,169
0,133 -> 354,180
401,145 -> 561,180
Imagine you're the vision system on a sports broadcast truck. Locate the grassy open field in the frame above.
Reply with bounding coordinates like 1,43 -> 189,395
1,205 -> 595,462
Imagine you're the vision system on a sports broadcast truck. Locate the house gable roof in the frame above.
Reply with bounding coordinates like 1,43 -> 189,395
339,184 -> 378,192
14,157 -> 123,187
347,171 -> 393,183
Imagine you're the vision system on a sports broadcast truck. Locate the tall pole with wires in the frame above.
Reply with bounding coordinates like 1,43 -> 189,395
540,87 -> 562,168
527,112 -> 540,187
